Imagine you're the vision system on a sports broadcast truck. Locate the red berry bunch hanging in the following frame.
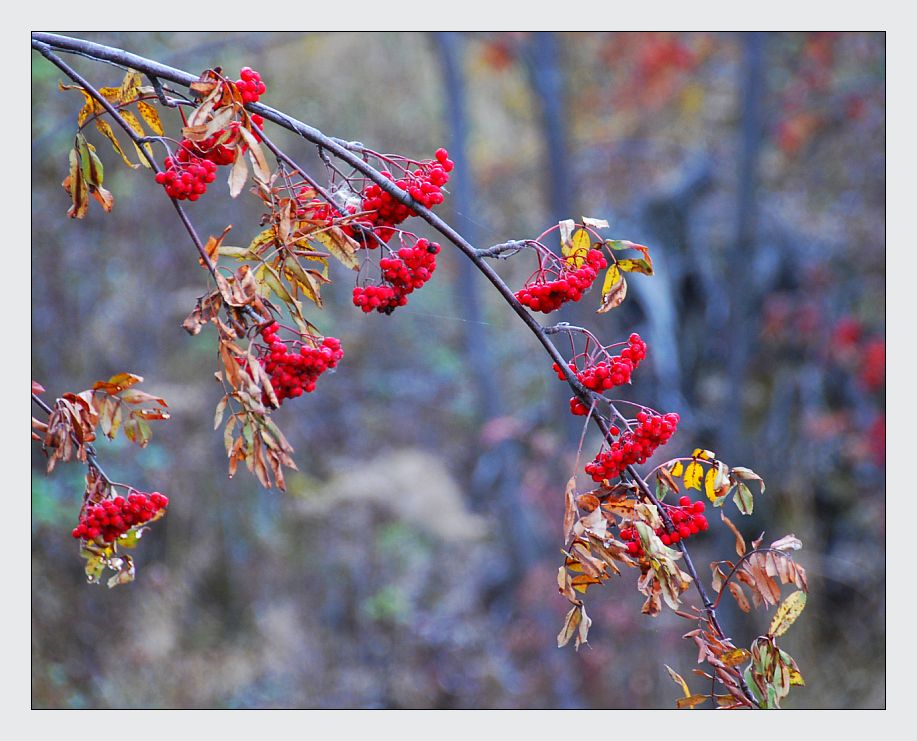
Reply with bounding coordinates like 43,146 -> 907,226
515,249 -> 607,313
253,322 -> 344,405
619,496 -> 708,556
154,146 -> 218,200
295,189 -> 356,238
352,239 -> 440,315
556,333 -> 648,415
355,149 -> 453,245
236,67 -> 267,104
186,115 -> 265,167
71,491 -> 169,543
585,411 -> 680,482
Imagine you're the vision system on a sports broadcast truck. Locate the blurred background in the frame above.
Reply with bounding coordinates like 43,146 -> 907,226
31,32 -> 885,709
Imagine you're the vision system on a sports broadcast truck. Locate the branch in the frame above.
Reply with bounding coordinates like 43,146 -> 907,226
31,32 -> 756,705
32,393 -> 114,486
31,39 -> 220,283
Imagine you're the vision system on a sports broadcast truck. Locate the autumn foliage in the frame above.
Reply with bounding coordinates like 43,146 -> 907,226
31,33 -> 813,709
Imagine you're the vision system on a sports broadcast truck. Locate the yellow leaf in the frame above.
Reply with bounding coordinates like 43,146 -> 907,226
691,448 -> 715,460
563,227 -> 591,268
664,664 -> 691,698
136,101 -> 164,136
671,461 -> 684,478
683,461 -> 702,491
248,227 -> 278,255
596,265 -> 626,314
617,257 -> 653,275
720,648 -> 751,667
769,590 -> 806,637
311,228 -> 360,271
789,668 -> 806,686
704,467 -> 717,501
119,70 -> 143,104
120,109 -> 153,166
676,694 -> 709,709
98,86 -> 122,103
95,118 -> 138,168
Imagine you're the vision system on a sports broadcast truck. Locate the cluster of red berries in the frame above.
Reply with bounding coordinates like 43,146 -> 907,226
253,322 -> 343,405
186,115 -> 265,167
585,411 -> 680,482
156,67 -> 266,200
236,67 -> 267,104
155,147 -> 218,200
354,149 -> 454,244
352,239 -> 440,314
619,496 -> 709,556
515,249 -> 608,313
71,491 -> 168,543
556,334 -> 648,415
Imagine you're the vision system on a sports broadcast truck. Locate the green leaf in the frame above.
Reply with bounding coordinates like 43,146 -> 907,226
733,482 -> 753,514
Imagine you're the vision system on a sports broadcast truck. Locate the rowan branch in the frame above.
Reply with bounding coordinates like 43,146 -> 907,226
31,32 -> 757,705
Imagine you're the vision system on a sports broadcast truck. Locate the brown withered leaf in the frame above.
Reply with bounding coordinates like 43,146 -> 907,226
596,265 -> 626,314
201,225 -> 233,267
63,147 -> 88,218
557,565 -> 578,602
657,466 -> 680,496
182,290 -> 224,335
237,126 -> 272,188
727,581 -> 751,613
569,543 -> 607,580
720,512 -> 747,557
557,604 -> 585,647
228,147 -> 249,197
575,493 -> 600,513
92,372 -> 143,396
720,648 -> 751,667
771,534 -> 802,552
562,475 -> 577,544
571,574 -> 603,594
676,694 -> 709,709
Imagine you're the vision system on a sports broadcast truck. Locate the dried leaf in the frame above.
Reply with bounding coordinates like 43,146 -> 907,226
768,590 -> 806,637
720,648 -> 751,667
311,227 -> 360,271
771,534 -> 802,552
557,605 -> 582,648
95,118 -> 138,168
720,512 -> 746,557
136,100 -> 164,135
597,265 -> 626,313
676,694 -> 709,709
664,664 -> 692,698
228,147 -> 249,197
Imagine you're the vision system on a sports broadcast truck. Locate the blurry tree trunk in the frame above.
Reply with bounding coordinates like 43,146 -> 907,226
435,32 -> 536,564
436,31 -> 579,709
720,32 -> 767,458
523,32 -> 573,224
